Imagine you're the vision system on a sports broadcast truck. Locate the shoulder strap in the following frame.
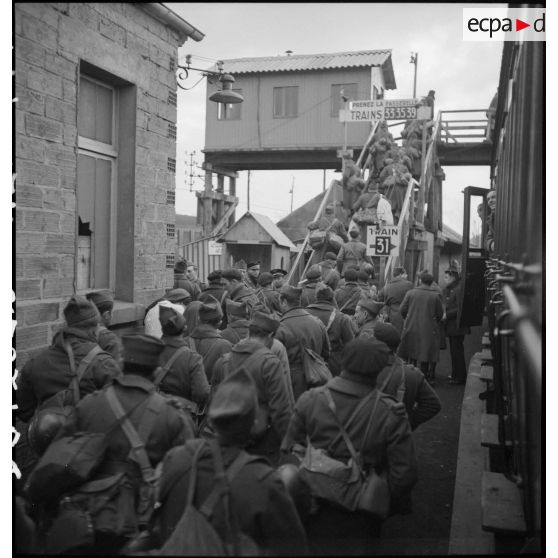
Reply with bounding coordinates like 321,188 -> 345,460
396,362 -> 406,403
62,337 -> 80,403
339,289 -> 361,312
185,336 -> 197,352
105,386 -> 156,483
153,346 -> 190,388
75,345 -> 103,382
325,310 -> 336,331
220,290 -> 228,306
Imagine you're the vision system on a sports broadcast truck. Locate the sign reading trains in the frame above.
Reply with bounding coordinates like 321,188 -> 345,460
339,98 -> 419,122
366,226 -> 400,256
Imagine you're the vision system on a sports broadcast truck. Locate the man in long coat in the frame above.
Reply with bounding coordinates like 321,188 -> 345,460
221,268 -> 260,317
442,268 -> 470,384
334,268 -> 362,315
306,285 -> 354,376
376,267 -> 414,334
221,299 -> 250,344
398,271 -> 444,384
282,338 -> 417,555
256,272 -> 283,317
274,285 -> 330,400
300,266 -> 322,307
318,252 -> 341,291
336,229 -> 373,274
354,298 -> 384,339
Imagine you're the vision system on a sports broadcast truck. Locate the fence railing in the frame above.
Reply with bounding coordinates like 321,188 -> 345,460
438,109 -> 489,143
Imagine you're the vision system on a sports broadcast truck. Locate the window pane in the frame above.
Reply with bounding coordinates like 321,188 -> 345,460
331,83 -> 358,116
95,83 -> 113,144
273,87 -> 283,117
78,77 -> 96,140
287,87 -> 298,117
274,86 -> 297,118
217,90 -> 242,120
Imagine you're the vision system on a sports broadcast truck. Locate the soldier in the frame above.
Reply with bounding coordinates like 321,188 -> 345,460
86,290 -> 124,366
221,300 -> 250,344
213,312 -> 293,465
246,261 -> 261,289
221,268 -> 260,316
300,266 -> 322,307
144,289 -> 192,339
374,323 -> 442,430
275,285 -> 330,400
158,305 -> 210,409
174,260 -> 203,300
357,269 -> 377,299
398,271 -> 444,385
58,333 -> 194,554
317,204 -> 349,243
306,285 -> 355,376
256,272 -> 283,317
270,268 -> 288,291
17,295 -> 121,423
282,338 -> 417,555
198,270 -> 228,307
336,228 -> 373,274
354,298 -> 384,339
376,267 -> 414,334
318,252 -> 341,291
155,370 -> 308,556
184,302 -> 232,386
334,268 -> 362,315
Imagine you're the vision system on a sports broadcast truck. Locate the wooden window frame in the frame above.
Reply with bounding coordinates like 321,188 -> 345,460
273,86 -> 298,119
331,83 -> 358,117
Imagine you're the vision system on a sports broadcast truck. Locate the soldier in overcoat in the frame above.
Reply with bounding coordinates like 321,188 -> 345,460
376,267 -> 414,334
354,298 -> 384,339
184,302 -> 232,386
300,266 -> 322,307
398,271 -> 444,383
221,299 -> 250,344
221,268 -> 260,316
336,229 -> 373,274
318,252 -> 341,291
333,268 -> 363,315
274,285 -> 330,400
256,272 -> 283,316
282,338 -> 417,555
374,323 -> 441,430
442,268 -> 470,384
174,260 -> 203,300
306,284 -> 354,376
198,270 -> 229,321
155,371 -> 308,556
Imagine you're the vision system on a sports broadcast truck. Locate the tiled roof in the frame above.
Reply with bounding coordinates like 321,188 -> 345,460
218,50 -> 396,89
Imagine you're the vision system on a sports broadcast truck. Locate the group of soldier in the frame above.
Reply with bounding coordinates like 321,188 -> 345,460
15,240 -> 469,555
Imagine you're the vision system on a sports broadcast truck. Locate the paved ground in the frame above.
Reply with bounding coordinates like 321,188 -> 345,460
374,326 -> 483,556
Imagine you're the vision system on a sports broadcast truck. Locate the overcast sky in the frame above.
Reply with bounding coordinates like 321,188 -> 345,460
166,2 -> 504,231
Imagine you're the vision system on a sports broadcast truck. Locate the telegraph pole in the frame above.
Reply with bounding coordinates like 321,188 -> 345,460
289,176 -> 295,213
410,52 -> 418,98
247,170 -> 251,211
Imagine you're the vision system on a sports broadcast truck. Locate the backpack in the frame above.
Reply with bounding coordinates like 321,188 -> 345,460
298,341 -> 332,388
158,440 -> 260,556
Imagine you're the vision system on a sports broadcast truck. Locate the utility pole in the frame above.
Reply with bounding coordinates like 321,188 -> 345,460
247,170 -> 251,211
410,52 -> 418,98
289,176 -> 295,213
323,169 -> 326,191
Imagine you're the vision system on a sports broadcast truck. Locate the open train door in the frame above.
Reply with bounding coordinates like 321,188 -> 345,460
457,186 -> 489,328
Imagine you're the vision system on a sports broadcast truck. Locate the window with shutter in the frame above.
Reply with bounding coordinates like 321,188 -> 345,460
273,86 -> 298,118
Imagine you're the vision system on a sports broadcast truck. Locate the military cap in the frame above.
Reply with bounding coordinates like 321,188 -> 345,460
233,259 -> 247,271
357,298 -> 384,316
280,284 -> 302,300
159,303 -> 186,336
226,299 -> 248,318
316,284 -> 334,302
174,259 -> 187,273
257,272 -> 273,287
64,295 -> 100,328
324,252 -> 338,261
251,311 -> 280,334
419,270 -> 434,285
86,290 -> 114,313
342,338 -> 390,376
165,288 -> 192,304
373,322 -> 401,352
270,268 -> 288,277
199,302 -> 223,322
306,266 -> 322,281
357,270 -> 369,283
247,261 -> 260,269
208,369 -> 258,421
344,268 -> 359,282
122,333 -> 165,368
221,268 -> 242,281
207,270 -> 222,282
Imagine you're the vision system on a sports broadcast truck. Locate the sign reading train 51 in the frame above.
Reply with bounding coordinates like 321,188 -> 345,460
366,226 -> 400,256
339,98 -> 419,122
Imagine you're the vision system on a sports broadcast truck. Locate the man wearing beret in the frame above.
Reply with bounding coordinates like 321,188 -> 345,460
86,290 -> 124,366
275,284 -> 330,400
256,272 -> 283,317
61,333 -> 194,554
398,271 -> 444,385
306,285 -> 355,376
221,268 -> 260,316
376,267 -> 414,335
212,311 -> 293,465
184,302 -> 232,386
300,266 -> 322,307
282,338 -> 417,555
334,268 -> 364,316
144,289 -> 192,339
198,270 -> 228,306
374,323 -> 441,430
354,297 -> 384,339
221,299 -> 251,344
158,305 -> 210,410
155,370 -> 308,555
17,295 -> 122,424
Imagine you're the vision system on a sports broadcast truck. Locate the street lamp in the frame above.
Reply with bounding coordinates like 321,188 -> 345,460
176,55 -> 244,104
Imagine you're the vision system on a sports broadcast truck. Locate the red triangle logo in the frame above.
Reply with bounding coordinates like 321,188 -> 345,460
516,18 -> 530,31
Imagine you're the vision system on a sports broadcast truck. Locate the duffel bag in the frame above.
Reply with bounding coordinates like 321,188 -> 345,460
309,230 -> 327,250
353,208 -> 378,225
300,344 -> 332,388
24,431 -> 107,503
327,232 -> 344,252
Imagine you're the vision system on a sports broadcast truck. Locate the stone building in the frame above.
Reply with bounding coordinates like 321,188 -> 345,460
15,3 -> 204,366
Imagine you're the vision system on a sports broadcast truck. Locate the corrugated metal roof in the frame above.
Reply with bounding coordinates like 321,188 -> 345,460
217,50 -> 396,89
442,223 -> 463,245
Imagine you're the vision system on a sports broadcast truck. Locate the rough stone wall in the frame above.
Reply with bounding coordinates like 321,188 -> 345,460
15,3 -> 183,366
